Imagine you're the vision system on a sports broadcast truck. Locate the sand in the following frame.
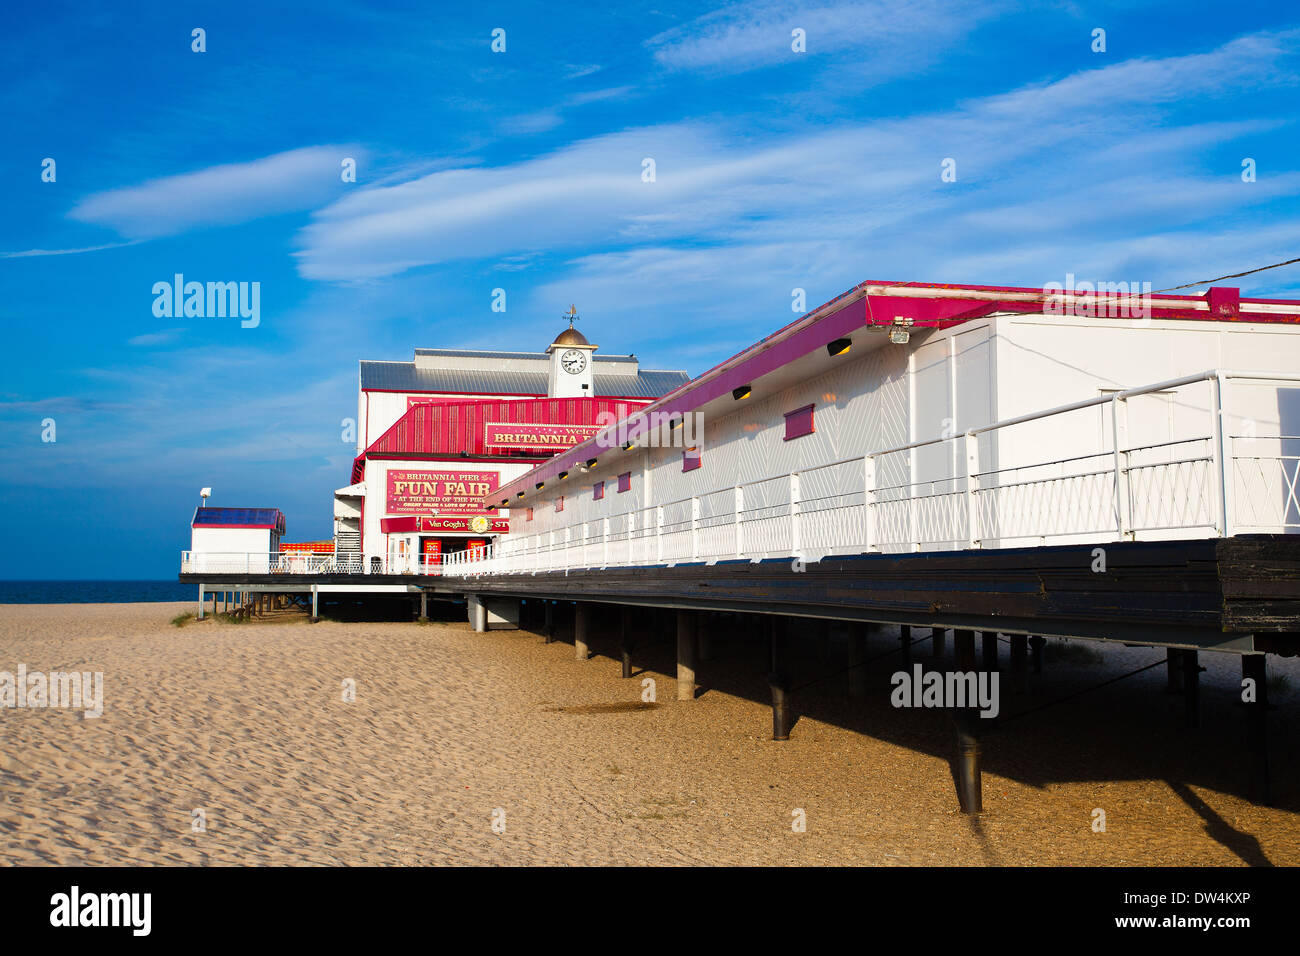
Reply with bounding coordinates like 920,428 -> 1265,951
0,600 -> 1297,866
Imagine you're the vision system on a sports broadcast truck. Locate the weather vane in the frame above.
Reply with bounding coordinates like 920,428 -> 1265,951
564,304 -> 579,328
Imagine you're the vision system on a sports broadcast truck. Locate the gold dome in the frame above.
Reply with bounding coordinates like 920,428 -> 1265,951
551,326 -> 591,348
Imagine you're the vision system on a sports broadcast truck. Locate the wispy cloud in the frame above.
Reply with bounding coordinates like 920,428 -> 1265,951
647,0 -> 1000,75
68,146 -> 363,240
0,240 -> 143,258
293,31 -> 1300,292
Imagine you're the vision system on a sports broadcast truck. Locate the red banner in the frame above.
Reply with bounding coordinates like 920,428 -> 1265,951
484,421 -> 603,451
386,469 -> 498,515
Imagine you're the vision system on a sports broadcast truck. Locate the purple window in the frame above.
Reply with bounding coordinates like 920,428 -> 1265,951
683,447 -> 702,472
784,404 -> 815,440
618,471 -> 631,493
593,481 -> 605,500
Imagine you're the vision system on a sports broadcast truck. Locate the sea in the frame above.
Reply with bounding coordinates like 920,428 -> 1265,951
0,581 -> 195,604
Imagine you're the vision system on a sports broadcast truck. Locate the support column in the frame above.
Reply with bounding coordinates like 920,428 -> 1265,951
848,622 -> 868,698
574,603 -> 591,661
768,616 -> 791,740
620,606 -> 634,678
818,619 -> 833,665
955,710 -> 983,814
419,591 -> 428,622
1165,646 -> 1184,694
931,627 -> 947,659
310,585 -> 319,624
197,585 -> 205,620
544,602 -> 555,644
1009,635 -> 1028,695
1182,648 -> 1201,729
1029,635 -> 1045,674
899,624 -> 912,667
676,610 -> 697,700
953,629 -> 976,671
981,632 -> 998,672
1243,654 -> 1271,805
952,628 -> 982,813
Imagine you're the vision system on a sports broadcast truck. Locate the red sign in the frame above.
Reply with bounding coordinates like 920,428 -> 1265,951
484,421 -> 603,451
386,469 -> 499,516
465,539 -> 488,558
421,539 -> 443,565
417,516 -> 509,533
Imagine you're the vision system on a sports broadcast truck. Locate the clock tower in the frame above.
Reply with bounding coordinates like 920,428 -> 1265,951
546,306 -> 597,398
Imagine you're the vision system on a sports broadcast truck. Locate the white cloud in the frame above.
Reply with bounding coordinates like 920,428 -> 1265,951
646,0 -> 998,74
292,31 -> 1299,287
68,146 -> 362,239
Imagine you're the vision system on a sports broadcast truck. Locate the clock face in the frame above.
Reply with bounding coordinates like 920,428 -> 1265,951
560,349 -> 587,374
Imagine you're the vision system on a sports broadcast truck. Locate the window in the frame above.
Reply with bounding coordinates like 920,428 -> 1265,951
683,446 -> 702,472
784,403 -> 815,440
526,507 -> 533,522
617,471 -> 631,493
556,495 -> 565,513
593,481 -> 605,501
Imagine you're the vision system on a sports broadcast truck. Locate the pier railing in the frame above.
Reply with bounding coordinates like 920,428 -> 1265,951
438,369 -> 1300,577
179,552 -> 447,576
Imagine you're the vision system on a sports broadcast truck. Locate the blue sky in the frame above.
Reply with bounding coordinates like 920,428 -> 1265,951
2,0 -> 1298,578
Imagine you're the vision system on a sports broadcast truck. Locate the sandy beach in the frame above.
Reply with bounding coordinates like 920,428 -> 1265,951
0,600 -> 1297,866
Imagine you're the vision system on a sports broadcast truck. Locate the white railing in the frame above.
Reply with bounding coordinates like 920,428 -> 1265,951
179,369 -> 1300,579
438,369 -> 1300,578
179,552 -> 448,576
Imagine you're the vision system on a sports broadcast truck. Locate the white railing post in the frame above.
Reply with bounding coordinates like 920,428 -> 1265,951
964,432 -> 980,548
1209,371 -> 1232,537
863,455 -> 877,551
734,486 -> 744,558
690,497 -> 700,560
790,472 -> 801,555
603,516 -> 610,566
656,505 -> 664,562
1112,395 -> 1133,538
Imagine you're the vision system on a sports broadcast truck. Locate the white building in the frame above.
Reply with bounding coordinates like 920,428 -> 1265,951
460,281 -> 1300,572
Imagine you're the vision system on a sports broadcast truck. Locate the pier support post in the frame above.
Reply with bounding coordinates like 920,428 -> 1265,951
1182,649 -> 1201,729
953,629 -> 975,671
544,602 -> 555,644
1009,635 -> 1027,695
676,610 -> 698,700
419,591 -> 428,623
931,627 -> 947,659
698,614 -> 714,663
574,603 -> 591,661
1243,654 -> 1271,805
768,617 -> 792,740
197,585 -> 205,620
900,624 -> 912,667
981,631 -> 998,671
620,606 -> 634,678
1165,647 -> 1184,694
848,622 -> 868,698
310,585 -> 319,624
955,710 -> 983,813
952,629 -> 982,813
1029,635 -> 1045,674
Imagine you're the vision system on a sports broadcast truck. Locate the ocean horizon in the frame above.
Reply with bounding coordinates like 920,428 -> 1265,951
0,581 -> 195,604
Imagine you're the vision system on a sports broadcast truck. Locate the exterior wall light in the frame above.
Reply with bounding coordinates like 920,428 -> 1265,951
732,385 -> 752,400
827,338 -> 851,357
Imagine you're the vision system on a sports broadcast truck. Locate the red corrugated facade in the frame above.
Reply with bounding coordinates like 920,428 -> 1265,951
353,396 -> 649,483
